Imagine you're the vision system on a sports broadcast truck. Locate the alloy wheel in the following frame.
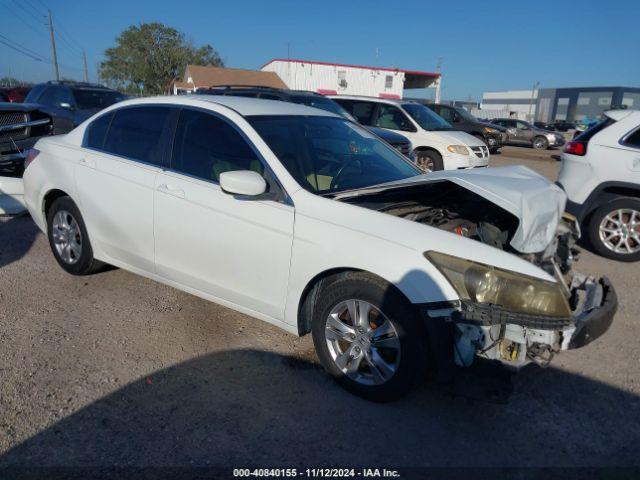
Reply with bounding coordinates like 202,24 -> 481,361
599,208 -> 640,254
415,154 -> 434,172
324,299 -> 401,386
51,210 -> 83,264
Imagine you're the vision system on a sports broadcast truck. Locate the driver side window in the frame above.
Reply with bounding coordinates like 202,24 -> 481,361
172,109 -> 263,182
374,105 -> 415,132
438,106 -> 454,122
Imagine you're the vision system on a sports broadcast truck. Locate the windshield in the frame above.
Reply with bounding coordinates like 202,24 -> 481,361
290,95 -> 356,121
455,107 -> 477,122
248,115 -> 421,194
402,103 -> 453,131
73,89 -> 127,110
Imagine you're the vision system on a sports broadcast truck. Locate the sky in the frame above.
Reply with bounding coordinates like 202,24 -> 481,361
1,0 -> 639,101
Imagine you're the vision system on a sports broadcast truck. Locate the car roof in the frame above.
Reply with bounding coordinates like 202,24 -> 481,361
604,109 -> 639,122
104,95 -> 340,118
329,95 -> 412,106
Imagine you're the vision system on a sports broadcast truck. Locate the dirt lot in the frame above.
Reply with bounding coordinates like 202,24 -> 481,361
1,146 -> 639,472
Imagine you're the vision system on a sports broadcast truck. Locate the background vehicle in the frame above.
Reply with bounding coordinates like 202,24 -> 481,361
0,86 -> 30,103
558,109 -> 640,261
553,120 -> 576,132
332,95 -> 489,172
534,121 -> 555,131
25,81 -> 127,134
491,118 -> 565,150
23,95 -> 615,401
425,103 -> 506,153
196,86 -> 414,158
1,102 -> 52,175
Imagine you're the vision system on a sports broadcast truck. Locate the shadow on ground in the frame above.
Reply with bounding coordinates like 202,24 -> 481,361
1,349 -> 639,470
0,215 -> 38,269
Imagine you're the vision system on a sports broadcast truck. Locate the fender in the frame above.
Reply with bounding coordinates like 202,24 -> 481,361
565,181 -> 640,223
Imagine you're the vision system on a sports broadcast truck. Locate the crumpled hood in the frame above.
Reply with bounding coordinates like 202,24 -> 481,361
334,165 -> 567,253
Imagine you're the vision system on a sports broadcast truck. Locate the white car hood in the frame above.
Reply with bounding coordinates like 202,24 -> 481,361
430,129 -> 485,147
334,165 -> 567,254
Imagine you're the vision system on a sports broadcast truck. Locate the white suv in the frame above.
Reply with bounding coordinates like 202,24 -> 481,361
23,95 -> 615,401
331,96 -> 489,171
558,109 -> 640,261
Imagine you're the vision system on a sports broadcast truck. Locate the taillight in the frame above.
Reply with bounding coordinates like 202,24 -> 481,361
24,148 -> 40,169
564,141 -> 586,156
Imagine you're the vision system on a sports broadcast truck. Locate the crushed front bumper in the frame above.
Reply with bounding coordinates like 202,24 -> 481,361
421,276 -> 617,368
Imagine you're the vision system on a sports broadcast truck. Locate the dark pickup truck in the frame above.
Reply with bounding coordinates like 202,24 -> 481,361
1,103 -> 53,175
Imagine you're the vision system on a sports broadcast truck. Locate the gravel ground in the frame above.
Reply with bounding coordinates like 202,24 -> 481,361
1,148 -> 639,471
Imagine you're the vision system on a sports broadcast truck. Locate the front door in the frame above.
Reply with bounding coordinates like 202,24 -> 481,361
153,108 -> 294,320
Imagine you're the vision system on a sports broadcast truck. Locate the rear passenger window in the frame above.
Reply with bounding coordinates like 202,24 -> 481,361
84,112 -> 113,149
625,129 -> 640,148
339,101 -> 375,125
171,109 -> 261,182
103,107 -> 171,165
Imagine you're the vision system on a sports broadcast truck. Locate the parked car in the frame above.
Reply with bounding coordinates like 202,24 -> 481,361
424,103 -> 507,153
0,102 -> 53,213
23,95 -> 616,401
0,86 -> 31,103
25,81 -> 127,134
331,96 -> 489,172
196,86 -> 414,159
534,121 -> 555,131
490,118 -> 566,150
553,120 -> 576,132
558,109 -> 640,261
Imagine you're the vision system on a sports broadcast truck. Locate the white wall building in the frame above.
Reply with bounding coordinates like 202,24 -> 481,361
261,59 -> 441,101
480,89 -> 538,120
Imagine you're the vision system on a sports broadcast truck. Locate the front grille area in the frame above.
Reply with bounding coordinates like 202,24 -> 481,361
470,145 -> 490,158
0,111 -> 29,143
393,141 -> 412,157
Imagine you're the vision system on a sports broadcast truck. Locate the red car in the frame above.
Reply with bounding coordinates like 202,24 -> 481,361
0,86 -> 31,103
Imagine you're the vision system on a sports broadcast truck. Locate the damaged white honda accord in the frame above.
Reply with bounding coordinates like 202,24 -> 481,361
23,96 -> 617,401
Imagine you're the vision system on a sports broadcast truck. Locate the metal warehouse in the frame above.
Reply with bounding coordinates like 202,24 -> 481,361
481,86 -> 640,122
261,58 -> 441,101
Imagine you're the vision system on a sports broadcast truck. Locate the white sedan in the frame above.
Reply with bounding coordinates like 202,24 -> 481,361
23,96 -> 616,401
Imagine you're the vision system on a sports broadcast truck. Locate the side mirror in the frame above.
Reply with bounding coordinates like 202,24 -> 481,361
507,127 -> 517,135
219,170 -> 267,197
59,102 -> 74,111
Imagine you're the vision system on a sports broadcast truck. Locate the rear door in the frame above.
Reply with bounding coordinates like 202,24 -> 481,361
153,107 -> 294,320
76,105 -> 173,272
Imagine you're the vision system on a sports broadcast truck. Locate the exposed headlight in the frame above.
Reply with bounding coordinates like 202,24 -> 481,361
545,133 -> 556,141
483,127 -> 499,134
425,251 -> 571,317
447,145 -> 469,155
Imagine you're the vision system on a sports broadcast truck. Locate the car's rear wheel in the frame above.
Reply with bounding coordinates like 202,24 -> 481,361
311,272 -> 427,402
588,198 -> 640,262
532,136 -> 549,150
414,150 -> 443,172
47,196 -> 103,275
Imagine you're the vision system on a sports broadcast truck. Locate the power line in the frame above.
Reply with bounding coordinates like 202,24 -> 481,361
0,33 -> 49,60
1,1 -> 48,38
0,38 -> 46,62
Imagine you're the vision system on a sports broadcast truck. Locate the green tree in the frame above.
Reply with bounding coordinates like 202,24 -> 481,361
99,23 -> 223,95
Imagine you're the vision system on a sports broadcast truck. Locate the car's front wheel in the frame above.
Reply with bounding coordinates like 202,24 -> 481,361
414,150 -> 443,172
311,272 -> 427,402
532,135 -> 549,150
587,198 -> 640,262
47,196 -> 104,275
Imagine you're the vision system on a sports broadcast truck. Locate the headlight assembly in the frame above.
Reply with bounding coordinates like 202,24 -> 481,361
425,251 -> 571,317
447,145 -> 469,155
483,127 -> 498,134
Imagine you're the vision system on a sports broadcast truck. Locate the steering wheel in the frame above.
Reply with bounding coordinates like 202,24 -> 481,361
330,157 -> 360,190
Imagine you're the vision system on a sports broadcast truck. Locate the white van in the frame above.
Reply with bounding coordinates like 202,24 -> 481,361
331,96 -> 489,171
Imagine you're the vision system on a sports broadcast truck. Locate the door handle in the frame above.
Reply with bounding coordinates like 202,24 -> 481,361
78,157 -> 96,169
157,183 -> 185,199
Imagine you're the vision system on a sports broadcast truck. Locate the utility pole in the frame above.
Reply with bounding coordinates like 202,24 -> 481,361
435,57 -> 443,103
47,10 -> 59,81
83,50 -> 89,82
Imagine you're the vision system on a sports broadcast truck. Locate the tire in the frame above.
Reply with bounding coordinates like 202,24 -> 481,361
46,196 -> 104,275
532,135 -> 549,150
311,272 -> 428,402
587,198 -> 640,262
414,150 -> 443,172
